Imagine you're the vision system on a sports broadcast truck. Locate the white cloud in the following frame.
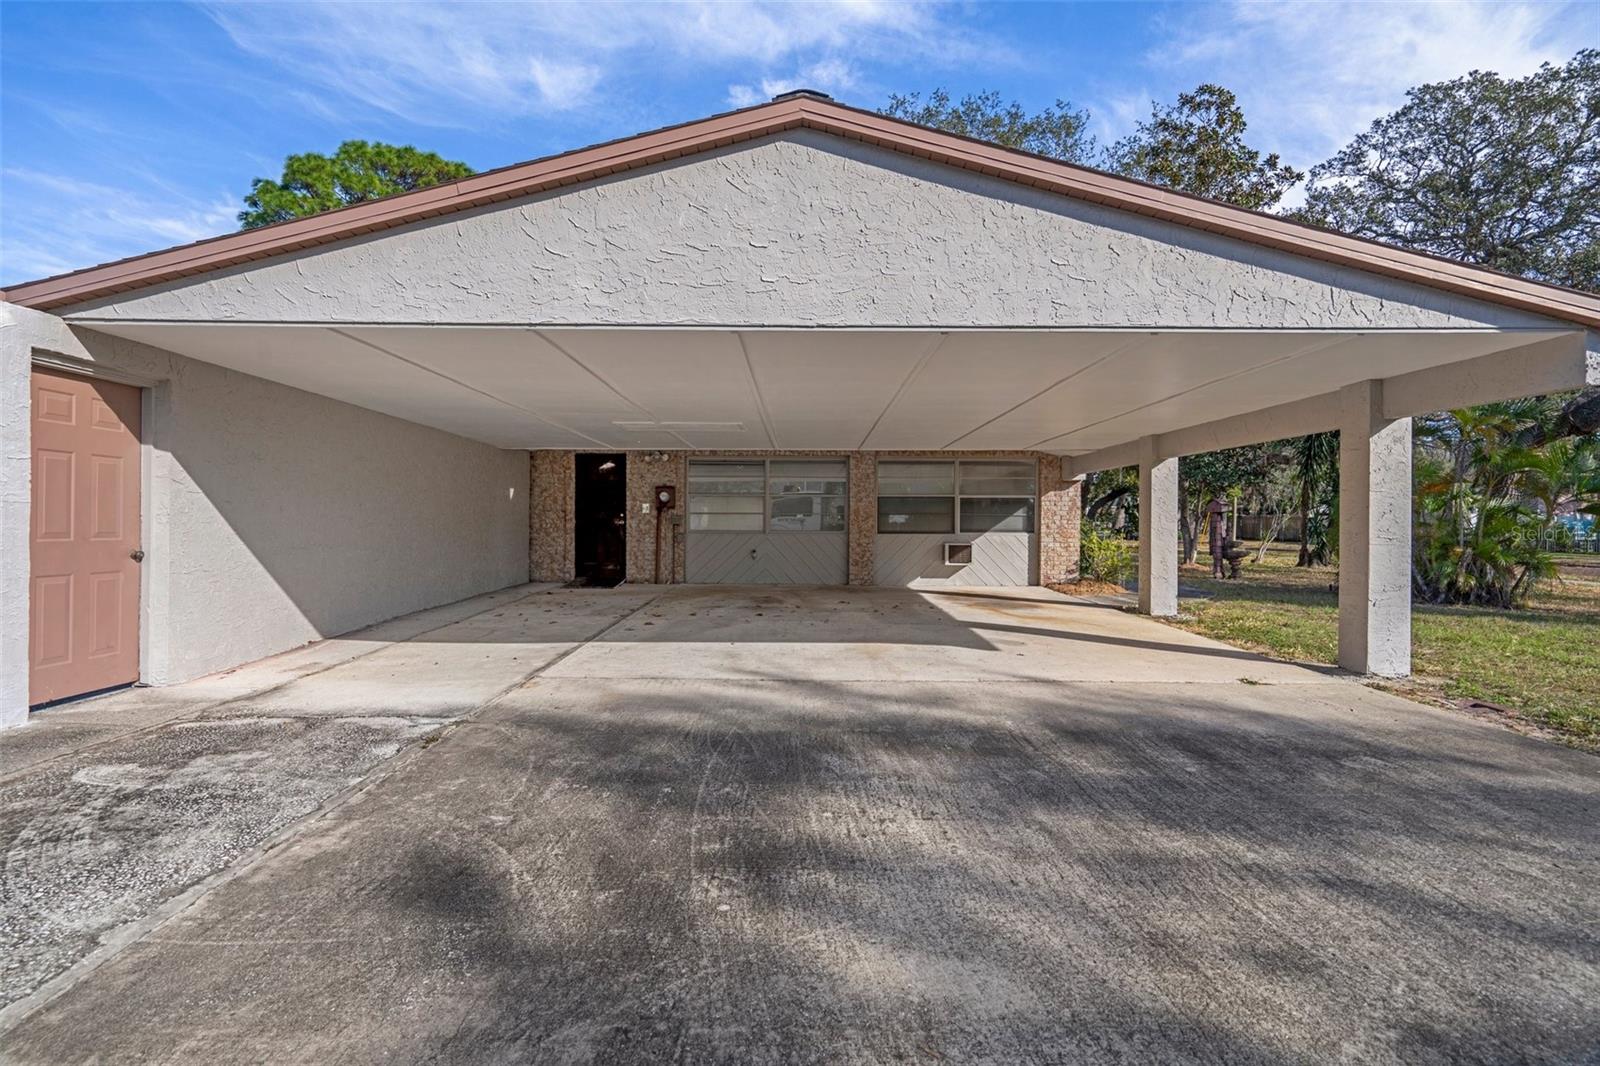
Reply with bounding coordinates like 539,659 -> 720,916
201,1 -> 979,127
0,167 -> 235,282
1142,0 -> 1589,173
1090,88 -> 1154,148
528,59 -> 603,111
728,56 -> 861,108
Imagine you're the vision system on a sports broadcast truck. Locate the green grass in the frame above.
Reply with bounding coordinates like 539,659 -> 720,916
1158,542 -> 1600,749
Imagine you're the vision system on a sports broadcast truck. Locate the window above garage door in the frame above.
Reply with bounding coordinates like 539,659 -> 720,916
877,459 -> 1037,534
688,459 -> 847,533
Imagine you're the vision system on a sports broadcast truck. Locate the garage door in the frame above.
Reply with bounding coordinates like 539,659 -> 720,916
685,459 -> 848,584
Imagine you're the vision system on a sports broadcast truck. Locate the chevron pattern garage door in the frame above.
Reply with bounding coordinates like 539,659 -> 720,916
874,532 -> 1036,586
686,532 -> 849,584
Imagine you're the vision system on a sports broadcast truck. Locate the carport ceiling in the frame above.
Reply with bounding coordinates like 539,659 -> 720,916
85,323 -> 1568,454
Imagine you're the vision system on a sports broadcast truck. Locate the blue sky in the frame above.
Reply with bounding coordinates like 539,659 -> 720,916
2,0 -> 1594,286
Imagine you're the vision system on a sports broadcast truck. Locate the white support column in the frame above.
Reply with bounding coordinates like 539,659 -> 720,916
1338,381 -> 1412,677
1137,437 -> 1179,617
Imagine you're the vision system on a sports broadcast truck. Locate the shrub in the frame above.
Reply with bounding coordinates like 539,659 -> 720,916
1081,526 -> 1136,585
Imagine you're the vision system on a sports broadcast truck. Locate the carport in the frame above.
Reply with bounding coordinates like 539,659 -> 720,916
3,90 -> 1598,725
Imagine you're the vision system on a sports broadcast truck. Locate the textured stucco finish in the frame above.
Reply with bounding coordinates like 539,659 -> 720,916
62,132 -> 1560,331
1138,442 -> 1179,617
0,310 -> 32,725
1,305 -> 529,727
1338,382 -> 1413,677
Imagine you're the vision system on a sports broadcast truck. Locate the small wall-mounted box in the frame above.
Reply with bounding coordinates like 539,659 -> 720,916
944,542 -> 973,566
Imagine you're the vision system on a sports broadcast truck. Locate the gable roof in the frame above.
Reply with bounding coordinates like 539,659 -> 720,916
5,92 -> 1600,327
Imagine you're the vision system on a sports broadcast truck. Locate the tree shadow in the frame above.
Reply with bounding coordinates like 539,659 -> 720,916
12,675 -> 1595,1063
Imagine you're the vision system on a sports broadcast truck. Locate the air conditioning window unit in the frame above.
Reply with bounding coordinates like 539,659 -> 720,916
944,542 -> 973,566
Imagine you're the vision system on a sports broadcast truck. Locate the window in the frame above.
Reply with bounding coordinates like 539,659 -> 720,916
688,459 -> 847,532
879,495 -> 955,533
876,459 -> 1037,534
961,497 -> 1035,533
769,460 -> 846,531
688,461 -> 764,531
877,461 -> 955,533
959,461 -> 1037,498
959,461 -> 1036,533
877,461 -> 955,496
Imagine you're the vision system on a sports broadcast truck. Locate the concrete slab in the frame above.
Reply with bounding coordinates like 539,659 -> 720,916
221,587 -> 658,718
175,582 -> 558,701
0,583 -> 655,1015
5,675 -> 1595,1063
546,584 -> 1333,684
0,713 -> 447,1010
2,585 -> 1595,1063
1,693 -> 218,778
1,585 -> 561,775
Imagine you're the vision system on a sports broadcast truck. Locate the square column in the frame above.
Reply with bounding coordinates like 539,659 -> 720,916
529,451 -> 575,583
1038,455 -> 1083,585
847,452 -> 876,586
1138,437 -> 1179,616
1338,381 -> 1412,677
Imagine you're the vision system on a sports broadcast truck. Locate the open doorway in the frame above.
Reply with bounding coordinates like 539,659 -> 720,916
574,453 -> 627,586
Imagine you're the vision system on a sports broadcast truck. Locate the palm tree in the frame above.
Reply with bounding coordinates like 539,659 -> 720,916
1291,432 -> 1339,566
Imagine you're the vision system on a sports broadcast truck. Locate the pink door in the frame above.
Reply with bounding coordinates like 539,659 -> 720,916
29,368 -> 142,705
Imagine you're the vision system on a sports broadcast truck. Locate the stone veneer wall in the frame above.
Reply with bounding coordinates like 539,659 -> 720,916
1037,454 -> 1083,585
625,451 -> 689,584
529,450 -> 575,582
847,453 -> 875,586
529,449 -> 1081,586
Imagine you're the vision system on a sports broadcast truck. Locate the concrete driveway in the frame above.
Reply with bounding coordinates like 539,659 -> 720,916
2,584 -> 1596,1064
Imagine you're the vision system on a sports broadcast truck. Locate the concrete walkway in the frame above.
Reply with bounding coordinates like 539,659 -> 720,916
2,585 -> 1596,1063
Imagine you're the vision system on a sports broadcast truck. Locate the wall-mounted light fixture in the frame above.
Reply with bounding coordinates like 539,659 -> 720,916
645,450 -> 672,462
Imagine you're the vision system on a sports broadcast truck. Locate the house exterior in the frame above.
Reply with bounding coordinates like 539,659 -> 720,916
3,91 -> 1598,728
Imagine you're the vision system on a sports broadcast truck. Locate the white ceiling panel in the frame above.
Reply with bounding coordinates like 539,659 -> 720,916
861,332 -> 1135,450
549,330 -> 774,450
86,323 -> 584,448
1041,330 -> 1561,452
741,332 -> 941,450
952,332 -> 1309,450
347,326 -> 631,445
81,323 -> 1575,456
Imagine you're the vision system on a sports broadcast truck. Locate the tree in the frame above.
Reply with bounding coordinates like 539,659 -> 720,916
1302,50 -> 1600,604
1179,445 -> 1278,564
1301,50 -> 1599,292
1092,84 -> 1304,569
1412,400 -> 1599,606
240,141 -> 475,229
1082,465 -> 1139,532
882,89 -> 1096,164
1103,84 -> 1303,210
1290,432 -> 1340,567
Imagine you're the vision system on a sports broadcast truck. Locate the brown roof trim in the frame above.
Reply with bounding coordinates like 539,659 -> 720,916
6,95 -> 1600,327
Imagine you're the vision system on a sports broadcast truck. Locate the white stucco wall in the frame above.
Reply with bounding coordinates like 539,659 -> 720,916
61,131 -> 1560,332
1,304 -> 530,727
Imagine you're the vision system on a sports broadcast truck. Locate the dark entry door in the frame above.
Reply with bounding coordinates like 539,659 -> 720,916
574,453 -> 627,586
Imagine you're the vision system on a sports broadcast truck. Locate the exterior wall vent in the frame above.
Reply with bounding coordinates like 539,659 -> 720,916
944,542 -> 973,566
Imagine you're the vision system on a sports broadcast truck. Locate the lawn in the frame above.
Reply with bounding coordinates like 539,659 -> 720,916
1157,542 -> 1600,750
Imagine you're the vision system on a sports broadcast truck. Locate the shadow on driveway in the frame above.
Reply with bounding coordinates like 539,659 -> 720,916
5,669 -> 1595,1064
